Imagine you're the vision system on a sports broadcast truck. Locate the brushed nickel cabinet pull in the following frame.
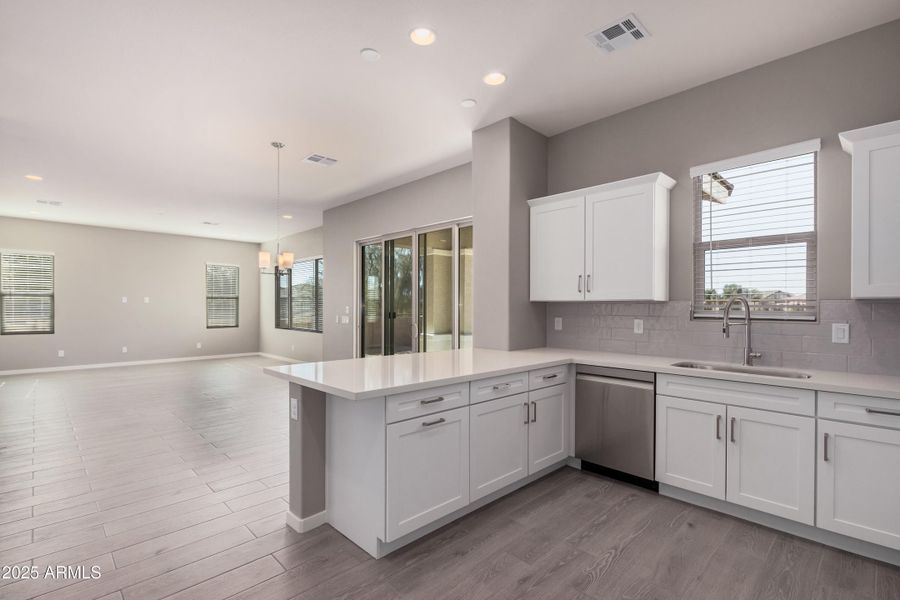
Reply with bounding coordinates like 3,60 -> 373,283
542,374 -> 558,381
420,396 -> 445,405
531,401 -> 537,423
716,415 -> 722,440
578,275 -> 583,293
422,417 -> 445,427
730,417 -> 736,443
586,274 -> 592,293
524,402 -> 529,425
865,407 -> 900,417
492,383 -> 511,391
823,432 -> 830,462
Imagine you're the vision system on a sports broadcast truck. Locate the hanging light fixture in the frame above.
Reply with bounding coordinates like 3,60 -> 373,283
259,141 -> 294,270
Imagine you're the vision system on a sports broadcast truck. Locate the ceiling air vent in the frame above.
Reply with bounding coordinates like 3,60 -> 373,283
303,153 -> 338,166
586,13 -> 650,53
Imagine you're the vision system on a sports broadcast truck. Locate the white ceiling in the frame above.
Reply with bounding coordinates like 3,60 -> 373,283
2,1 -> 899,242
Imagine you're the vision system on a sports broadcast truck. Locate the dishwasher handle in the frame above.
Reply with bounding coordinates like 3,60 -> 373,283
575,374 -> 654,392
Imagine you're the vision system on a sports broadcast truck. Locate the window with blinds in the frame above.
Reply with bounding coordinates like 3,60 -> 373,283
0,251 -> 55,335
693,145 -> 818,320
275,258 -> 323,332
206,263 -> 239,328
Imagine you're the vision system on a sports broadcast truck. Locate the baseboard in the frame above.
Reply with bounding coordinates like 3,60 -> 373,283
660,484 -> 900,567
0,352 -> 260,376
258,352 -> 298,363
286,509 -> 328,533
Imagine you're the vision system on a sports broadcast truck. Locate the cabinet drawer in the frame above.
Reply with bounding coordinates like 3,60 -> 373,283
470,371 -> 529,404
657,374 -> 814,416
818,391 -> 900,430
386,383 -> 469,424
529,365 -> 569,390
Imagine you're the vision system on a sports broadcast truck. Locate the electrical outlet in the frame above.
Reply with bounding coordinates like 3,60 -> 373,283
121,346 -> 128,353
832,323 -> 850,344
341,315 -> 350,324
335,315 -> 339,323
554,317 -> 563,331
121,296 -> 128,303
57,350 -> 65,358
634,319 -> 644,334
345,305 -> 350,314
196,342 -> 202,349
290,397 -> 299,420
144,297 -> 150,304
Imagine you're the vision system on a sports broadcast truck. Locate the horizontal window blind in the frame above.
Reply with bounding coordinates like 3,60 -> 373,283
275,258 -> 323,332
693,151 -> 817,320
1,252 -> 54,334
206,263 -> 239,328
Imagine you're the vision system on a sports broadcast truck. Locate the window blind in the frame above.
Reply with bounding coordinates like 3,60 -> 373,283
206,263 -> 239,328
0,252 -> 54,334
693,151 -> 817,320
275,258 -> 323,332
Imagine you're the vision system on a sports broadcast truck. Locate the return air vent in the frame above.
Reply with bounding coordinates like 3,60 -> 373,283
586,13 -> 650,53
303,153 -> 338,166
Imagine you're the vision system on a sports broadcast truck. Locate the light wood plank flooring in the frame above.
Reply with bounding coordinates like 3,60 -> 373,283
1,356 -> 898,600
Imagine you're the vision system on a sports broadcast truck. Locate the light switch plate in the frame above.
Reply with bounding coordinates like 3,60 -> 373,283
554,317 -> 563,331
832,323 -> 850,344
634,319 -> 644,334
121,296 -> 128,303
58,350 -> 65,358
196,342 -> 202,349
290,397 -> 299,421
144,297 -> 150,304
121,346 -> 128,353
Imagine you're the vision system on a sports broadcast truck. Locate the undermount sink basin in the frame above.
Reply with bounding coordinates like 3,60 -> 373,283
671,361 -> 812,380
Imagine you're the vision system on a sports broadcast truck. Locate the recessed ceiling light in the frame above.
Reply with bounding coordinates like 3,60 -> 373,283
460,98 -> 477,108
409,27 -> 436,46
25,174 -> 43,181
360,48 -> 381,62
482,72 -> 507,86
282,214 -> 293,220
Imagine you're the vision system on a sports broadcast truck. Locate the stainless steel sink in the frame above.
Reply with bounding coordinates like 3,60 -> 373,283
671,361 -> 812,379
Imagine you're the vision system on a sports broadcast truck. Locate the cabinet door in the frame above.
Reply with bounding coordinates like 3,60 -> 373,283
527,384 -> 567,474
726,406 -> 815,524
850,133 -> 900,298
585,185 -> 658,301
386,406 -> 469,541
470,394 -> 529,501
656,395 -> 726,499
817,420 -> 900,550
530,196 -> 585,301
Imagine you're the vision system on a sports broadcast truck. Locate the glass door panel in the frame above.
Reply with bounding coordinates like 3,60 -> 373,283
418,228 -> 454,352
385,236 -> 414,355
360,243 -> 383,357
458,225 -> 474,349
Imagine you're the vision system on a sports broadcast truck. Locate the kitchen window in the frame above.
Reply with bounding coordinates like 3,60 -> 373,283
692,140 -> 819,320
206,263 -> 239,328
0,251 -> 55,335
276,258 -> 324,333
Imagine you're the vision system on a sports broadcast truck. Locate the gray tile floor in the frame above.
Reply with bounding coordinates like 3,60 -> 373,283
0,356 -> 897,599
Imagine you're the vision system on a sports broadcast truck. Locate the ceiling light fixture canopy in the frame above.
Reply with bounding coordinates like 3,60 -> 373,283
460,98 -> 477,108
259,141 -> 294,271
409,27 -> 436,46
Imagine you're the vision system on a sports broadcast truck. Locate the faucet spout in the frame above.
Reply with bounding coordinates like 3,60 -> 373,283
722,296 -> 760,366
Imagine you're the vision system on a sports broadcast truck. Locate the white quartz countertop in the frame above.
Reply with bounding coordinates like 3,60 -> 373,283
264,348 -> 900,401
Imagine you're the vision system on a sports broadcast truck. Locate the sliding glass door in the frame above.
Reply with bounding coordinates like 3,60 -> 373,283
358,221 -> 472,357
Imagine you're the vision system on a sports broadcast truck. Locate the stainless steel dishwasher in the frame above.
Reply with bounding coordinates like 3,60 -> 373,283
575,365 -> 656,489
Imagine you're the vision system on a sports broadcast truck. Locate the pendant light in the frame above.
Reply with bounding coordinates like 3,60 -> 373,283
258,141 -> 294,270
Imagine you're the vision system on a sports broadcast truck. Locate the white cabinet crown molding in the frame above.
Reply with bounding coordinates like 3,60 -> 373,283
526,171 -> 675,207
840,119 -> 900,154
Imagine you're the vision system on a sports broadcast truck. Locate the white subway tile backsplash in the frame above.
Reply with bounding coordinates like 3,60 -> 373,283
546,299 -> 900,376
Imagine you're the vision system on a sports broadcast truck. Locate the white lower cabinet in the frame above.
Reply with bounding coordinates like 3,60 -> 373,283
656,395 -> 726,499
726,406 -> 815,525
528,385 -> 568,474
817,420 -> 900,550
469,393 -> 529,501
385,406 -> 469,542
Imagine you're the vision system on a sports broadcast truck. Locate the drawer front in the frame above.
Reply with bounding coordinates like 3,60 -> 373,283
386,383 -> 469,424
818,391 -> 900,429
657,374 -> 814,416
470,371 -> 529,405
529,364 -> 569,391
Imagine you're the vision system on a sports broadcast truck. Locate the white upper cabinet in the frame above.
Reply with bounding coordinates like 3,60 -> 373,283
840,119 -> 900,298
529,172 -> 675,302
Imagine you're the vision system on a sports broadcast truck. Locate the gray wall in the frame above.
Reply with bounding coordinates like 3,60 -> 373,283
259,227 -> 324,362
322,164 -> 472,360
0,216 -> 260,371
547,18 -> 900,302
